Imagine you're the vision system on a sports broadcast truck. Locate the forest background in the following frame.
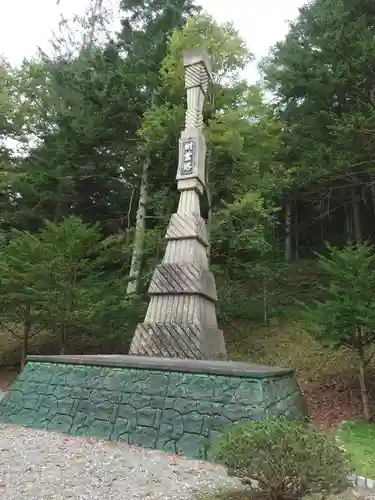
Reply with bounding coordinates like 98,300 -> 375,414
1,0 -> 375,426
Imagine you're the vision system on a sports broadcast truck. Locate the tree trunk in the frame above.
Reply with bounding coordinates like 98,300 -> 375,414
284,202 -> 292,261
21,317 -> 31,371
263,275 -> 268,327
60,325 -> 66,354
352,191 -> 363,244
53,201 -> 62,223
126,156 -> 149,295
345,203 -> 352,245
205,183 -> 212,266
320,200 -> 325,248
359,343 -> 372,421
294,201 -> 299,260
370,178 -> 375,220
275,224 -> 281,257
205,86 -> 216,266
206,195 -> 212,266
204,133 -> 213,266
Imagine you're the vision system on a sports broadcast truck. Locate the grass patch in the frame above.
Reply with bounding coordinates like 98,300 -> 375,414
337,421 -> 375,478
225,320 -> 359,380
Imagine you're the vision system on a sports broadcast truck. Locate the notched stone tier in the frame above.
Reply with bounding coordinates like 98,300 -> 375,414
165,213 -> 208,246
149,264 -> 217,300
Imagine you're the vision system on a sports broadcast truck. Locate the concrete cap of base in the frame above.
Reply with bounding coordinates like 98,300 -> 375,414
27,354 -> 294,378
183,50 -> 212,77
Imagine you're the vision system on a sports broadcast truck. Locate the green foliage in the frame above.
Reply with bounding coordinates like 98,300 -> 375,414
211,419 -> 351,500
119,0 -> 200,93
0,216 -> 135,363
34,216 -> 134,353
302,243 -> 375,354
215,260 -> 328,328
160,13 -> 252,87
0,230 -> 43,318
0,229 -> 46,366
33,216 -> 102,352
212,193 -> 274,260
262,0 -> 375,213
302,243 -> 375,419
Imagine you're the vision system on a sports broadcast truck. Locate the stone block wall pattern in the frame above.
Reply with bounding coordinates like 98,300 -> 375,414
0,355 -> 306,459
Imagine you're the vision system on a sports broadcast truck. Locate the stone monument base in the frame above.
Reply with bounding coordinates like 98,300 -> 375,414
0,355 -> 306,459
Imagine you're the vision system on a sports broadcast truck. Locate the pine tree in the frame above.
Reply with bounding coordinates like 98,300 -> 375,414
303,243 -> 375,421
35,216 -> 105,354
0,231 -> 45,369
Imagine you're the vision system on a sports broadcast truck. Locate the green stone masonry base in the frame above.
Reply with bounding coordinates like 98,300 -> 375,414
0,355 -> 306,459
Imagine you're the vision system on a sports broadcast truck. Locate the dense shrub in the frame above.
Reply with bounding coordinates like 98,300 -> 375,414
210,419 -> 351,500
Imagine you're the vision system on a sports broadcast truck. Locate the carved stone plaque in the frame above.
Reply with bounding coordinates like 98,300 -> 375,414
180,139 -> 195,175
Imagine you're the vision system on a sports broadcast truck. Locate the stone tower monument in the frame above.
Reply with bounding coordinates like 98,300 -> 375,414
129,50 -> 227,360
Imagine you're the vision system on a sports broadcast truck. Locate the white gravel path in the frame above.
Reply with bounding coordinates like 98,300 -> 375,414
0,423 -> 239,500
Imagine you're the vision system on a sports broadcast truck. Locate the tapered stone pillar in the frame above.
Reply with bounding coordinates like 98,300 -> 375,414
129,50 -> 227,360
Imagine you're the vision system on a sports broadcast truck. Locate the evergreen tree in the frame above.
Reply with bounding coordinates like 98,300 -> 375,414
303,243 -> 375,421
263,0 -> 375,253
34,216 -> 113,354
0,231 -> 45,369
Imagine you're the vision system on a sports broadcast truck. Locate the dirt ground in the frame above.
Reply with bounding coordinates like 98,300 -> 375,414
0,367 -> 17,391
298,372 -> 365,428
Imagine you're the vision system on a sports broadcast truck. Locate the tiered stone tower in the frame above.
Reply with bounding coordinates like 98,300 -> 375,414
129,50 -> 227,360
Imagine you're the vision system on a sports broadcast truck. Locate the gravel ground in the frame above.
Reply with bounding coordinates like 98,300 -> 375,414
0,423 -> 239,500
0,422 -> 374,500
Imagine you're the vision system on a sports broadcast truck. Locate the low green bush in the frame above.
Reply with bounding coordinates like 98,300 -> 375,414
210,419 -> 351,500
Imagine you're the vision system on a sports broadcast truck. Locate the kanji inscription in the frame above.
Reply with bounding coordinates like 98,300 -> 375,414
180,139 -> 195,174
